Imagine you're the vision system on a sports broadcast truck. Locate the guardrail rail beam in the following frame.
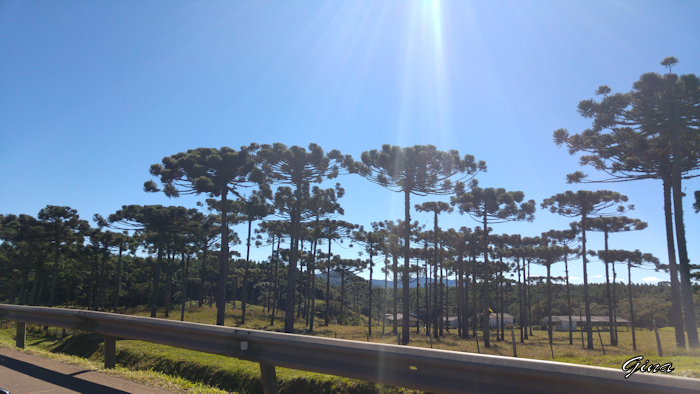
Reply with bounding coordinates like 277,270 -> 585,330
1,304 -> 697,394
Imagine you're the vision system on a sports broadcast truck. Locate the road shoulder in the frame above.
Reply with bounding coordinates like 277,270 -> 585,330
0,347 -> 174,394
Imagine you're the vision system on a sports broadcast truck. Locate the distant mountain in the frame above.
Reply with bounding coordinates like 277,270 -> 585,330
316,272 -> 456,288
369,276 -> 457,289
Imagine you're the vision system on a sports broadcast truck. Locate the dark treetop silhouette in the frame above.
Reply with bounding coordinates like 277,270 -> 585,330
145,145 -> 263,326
348,144 -> 485,345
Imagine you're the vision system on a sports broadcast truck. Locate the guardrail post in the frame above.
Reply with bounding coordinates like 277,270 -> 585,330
259,362 -> 279,394
104,335 -> 116,369
16,322 -> 26,349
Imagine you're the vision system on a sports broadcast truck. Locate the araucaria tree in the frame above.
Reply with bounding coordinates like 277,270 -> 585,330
540,226 -> 579,345
585,216 -> 647,346
319,219 -> 356,327
597,249 -> 659,351
305,183 -> 345,332
232,190 -> 272,324
257,143 -> 350,333
352,223 -> 386,336
553,57 -> 700,347
105,205 -> 191,318
541,190 -> 631,350
450,181 -> 536,348
415,201 -> 452,339
351,145 -> 485,344
144,145 -> 263,326
534,237 -> 566,345
37,205 -> 88,308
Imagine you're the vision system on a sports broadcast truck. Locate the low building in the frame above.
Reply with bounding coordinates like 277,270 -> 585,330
470,313 -> 515,328
444,316 -> 458,328
384,313 -> 418,326
542,316 -> 629,331
489,313 -> 514,328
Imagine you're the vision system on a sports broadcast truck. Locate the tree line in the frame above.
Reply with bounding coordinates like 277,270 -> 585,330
1,57 -> 699,350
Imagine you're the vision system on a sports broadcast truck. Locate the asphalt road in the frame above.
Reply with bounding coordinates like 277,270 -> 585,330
0,347 -> 172,394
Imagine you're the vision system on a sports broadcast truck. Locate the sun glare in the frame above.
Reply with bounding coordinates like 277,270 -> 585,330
398,0 -> 451,147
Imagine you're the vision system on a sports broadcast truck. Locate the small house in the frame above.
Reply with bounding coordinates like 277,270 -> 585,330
444,316 -> 458,328
489,313 -> 514,328
542,316 -> 629,331
384,313 -> 418,326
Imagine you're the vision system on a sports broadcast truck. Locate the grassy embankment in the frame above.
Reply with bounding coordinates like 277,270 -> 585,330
0,303 -> 419,394
1,302 -> 699,393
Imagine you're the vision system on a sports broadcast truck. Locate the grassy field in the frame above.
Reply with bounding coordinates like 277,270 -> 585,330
1,303 -> 699,393
124,302 -> 700,377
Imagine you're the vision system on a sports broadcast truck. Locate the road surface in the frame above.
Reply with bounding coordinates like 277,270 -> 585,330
0,347 -> 173,394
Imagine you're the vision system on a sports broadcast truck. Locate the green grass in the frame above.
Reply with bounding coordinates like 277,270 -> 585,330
0,327 -> 228,394
0,303 -> 419,394
1,303 -> 698,394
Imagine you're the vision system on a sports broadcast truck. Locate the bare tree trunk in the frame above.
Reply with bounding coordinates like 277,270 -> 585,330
439,250 -> 444,337
424,243 -> 430,337
472,254 -> 478,339
48,230 -> 60,307
87,255 -> 96,309
198,244 -> 208,308
527,259 -> 533,337
241,219 -> 253,324
463,256 -> 470,339
309,237 -> 318,332
581,215 -> 594,349
271,236 -> 280,326
164,251 -> 173,318
18,251 -> 32,305
438,252 -> 445,336
603,231 -> 615,346
670,97 -> 700,347
325,238 -> 332,326
30,259 -> 44,306
482,213 -> 491,349
433,241 -> 439,339
500,266 -> 505,342
151,234 -> 164,317
393,252 -> 398,335
112,245 -> 123,313
340,265 -> 345,325
457,254 -> 463,339
181,253 -> 190,321
368,250 -> 373,336
518,257 -> 524,342
402,189 -> 411,345
662,178 -> 687,347
547,264 -> 553,345
94,253 -> 108,311
382,261 -> 388,335
217,189 -> 229,326
565,254 -> 572,345
297,239 -> 305,319
612,261 -> 618,346
628,260 -> 637,350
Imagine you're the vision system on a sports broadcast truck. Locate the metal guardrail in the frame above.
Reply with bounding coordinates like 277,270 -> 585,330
0,305 -> 697,394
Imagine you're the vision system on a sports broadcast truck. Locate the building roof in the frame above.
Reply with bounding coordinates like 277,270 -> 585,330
384,313 -> 418,322
489,313 -> 514,320
546,316 -> 629,324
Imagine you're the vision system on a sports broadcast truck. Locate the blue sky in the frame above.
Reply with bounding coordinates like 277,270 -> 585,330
2,1 -> 699,285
